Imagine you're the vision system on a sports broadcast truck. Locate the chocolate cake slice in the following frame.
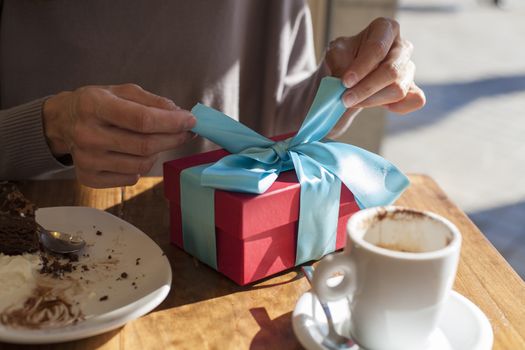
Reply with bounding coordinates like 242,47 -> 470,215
0,213 -> 39,255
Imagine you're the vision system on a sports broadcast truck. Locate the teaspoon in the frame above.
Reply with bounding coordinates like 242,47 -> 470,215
37,223 -> 86,254
302,265 -> 357,350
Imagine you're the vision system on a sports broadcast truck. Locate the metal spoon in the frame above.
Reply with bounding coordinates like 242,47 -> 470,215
37,223 -> 86,254
302,265 -> 357,350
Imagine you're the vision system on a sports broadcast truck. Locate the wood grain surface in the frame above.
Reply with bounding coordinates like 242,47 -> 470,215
1,175 -> 523,350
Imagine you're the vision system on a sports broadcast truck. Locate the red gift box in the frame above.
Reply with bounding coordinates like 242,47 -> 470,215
163,135 -> 360,285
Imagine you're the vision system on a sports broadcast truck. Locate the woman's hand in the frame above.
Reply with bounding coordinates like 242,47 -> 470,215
43,83 -> 196,188
325,17 -> 426,115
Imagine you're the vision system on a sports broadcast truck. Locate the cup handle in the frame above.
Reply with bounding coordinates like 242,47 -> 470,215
312,251 -> 356,302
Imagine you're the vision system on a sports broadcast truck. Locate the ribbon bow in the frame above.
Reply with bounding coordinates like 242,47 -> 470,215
183,77 -> 409,268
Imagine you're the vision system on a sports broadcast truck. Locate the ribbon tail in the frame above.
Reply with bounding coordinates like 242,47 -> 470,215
294,141 -> 410,208
290,151 -> 341,265
290,77 -> 347,147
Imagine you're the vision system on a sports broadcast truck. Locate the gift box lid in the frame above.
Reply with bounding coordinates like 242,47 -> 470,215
163,134 -> 358,240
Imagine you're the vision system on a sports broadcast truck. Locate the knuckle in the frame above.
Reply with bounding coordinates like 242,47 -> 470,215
383,61 -> 402,81
154,95 -> 171,108
390,82 -> 407,100
369,40 -> 388,60
136,109 -> 152,133
139,137 -> 154,156
123,83 -> 142,92
75,88 -> 97,115
389,19 -> 400,32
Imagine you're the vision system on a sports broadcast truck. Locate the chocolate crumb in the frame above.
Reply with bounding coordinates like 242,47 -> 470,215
81,264 -> 89,272
99,296 -> 108,301
121,272 -> 128,279
135,257 -> 141,266
65,253 -> 79,262
96,230 -> 102,236
108,255 -> 112,259
39,255 -> 75,278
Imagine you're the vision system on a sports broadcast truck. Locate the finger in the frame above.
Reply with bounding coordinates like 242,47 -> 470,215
74,149 -> 158,175
342,18 -> 400,88
110,83 -> 179,111
326,37 -> 358,77
76,169 -> 140,189
341,37 -> 413,107
73,124 -> 196,156
98,96 -> 196,134
384,83 -> 426,114
352,60 -> 416,108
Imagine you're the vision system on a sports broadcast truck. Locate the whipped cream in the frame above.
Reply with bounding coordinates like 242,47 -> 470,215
0,253 -> 41,313
0,253 -> 85,329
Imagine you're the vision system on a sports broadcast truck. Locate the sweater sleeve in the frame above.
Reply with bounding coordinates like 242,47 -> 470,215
0,98 -> 72,179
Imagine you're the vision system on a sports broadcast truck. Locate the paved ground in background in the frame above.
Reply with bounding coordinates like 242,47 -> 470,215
381,0 -> 525,278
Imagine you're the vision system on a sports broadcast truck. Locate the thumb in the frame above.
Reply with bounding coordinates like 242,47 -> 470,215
325,37 -> 356,78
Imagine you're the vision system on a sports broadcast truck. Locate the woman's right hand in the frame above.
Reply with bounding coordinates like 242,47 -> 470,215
43,83 -> 196,188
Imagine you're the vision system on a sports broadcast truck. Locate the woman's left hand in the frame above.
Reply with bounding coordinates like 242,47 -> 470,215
325,17 -> 426,115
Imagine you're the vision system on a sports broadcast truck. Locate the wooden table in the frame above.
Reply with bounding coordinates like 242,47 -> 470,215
2,175 -> 524,350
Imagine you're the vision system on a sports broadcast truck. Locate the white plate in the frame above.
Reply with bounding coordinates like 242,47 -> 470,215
292,290 -> 493,350
0,206 -> 172,344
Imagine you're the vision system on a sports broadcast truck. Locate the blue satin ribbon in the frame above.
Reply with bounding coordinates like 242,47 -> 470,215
180,77 -> 409,268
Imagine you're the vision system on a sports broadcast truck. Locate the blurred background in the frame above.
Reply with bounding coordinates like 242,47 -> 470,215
308,0 -> 525,279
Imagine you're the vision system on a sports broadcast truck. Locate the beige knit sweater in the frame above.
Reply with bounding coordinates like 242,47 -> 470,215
0,0 -> 329,178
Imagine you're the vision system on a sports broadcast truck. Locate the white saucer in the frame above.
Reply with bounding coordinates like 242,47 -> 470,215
292,290 -> 493,350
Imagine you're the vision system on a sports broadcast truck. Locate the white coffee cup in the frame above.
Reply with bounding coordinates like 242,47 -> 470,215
312,206 -> 461,350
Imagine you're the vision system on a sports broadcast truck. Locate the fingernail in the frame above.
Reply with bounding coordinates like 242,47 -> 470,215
185,116 -> 196,130
343,92 -> 358,108
343,72 -> 358,88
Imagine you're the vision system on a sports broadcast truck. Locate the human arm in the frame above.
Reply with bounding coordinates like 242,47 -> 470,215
1,84 -> 195,188
325,17 -> 426,133
269,10 -> 424,138
0,98 -> 75,180
41,84 -> 195,188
